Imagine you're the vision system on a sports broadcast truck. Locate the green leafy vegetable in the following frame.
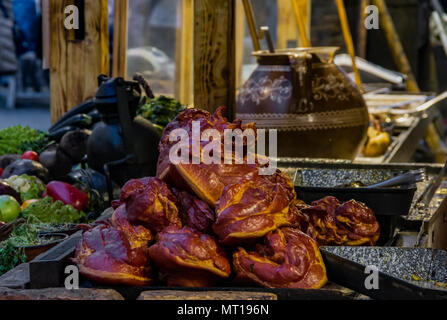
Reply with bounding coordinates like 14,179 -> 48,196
5,175 -> 45,201
8,220 -> 40,247
0,125 -> 46,156
138,96 -> 186,131
18,134 -> 54,154
0,240 -> 26,277
22,197 -> 86,224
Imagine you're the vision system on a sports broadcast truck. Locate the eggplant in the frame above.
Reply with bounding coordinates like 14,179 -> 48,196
39,145 -> 73,180
0,181 -> 22,204
1,160 -> 50,183
49,114 -> 93,134
48,126 -> 78,142
49,99 -> 95,132
0,154 -> 21,169
59,130 -> 90,163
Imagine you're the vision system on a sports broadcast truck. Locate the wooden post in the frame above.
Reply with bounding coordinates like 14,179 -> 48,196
335,0 -> 363,92
235,0 -> 245,89
112,0 -> 128,78
194,0 -> 236,120
277,0 -> 311,49
371,0 -> 420,93
175,0 -> 194,105
50,0 -> 109,123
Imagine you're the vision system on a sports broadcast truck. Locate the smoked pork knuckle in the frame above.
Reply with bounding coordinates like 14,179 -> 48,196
213,172 -> 298,246
74,220 -> 153,286
300,196 -> 380,246
156,107 -> 261,207
173,189 -> 215,234
148,226 -> 231,287
122,177 -> 182,233
233,228 -> 327,289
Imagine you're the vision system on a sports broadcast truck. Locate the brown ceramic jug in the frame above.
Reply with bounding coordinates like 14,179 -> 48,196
236,47 -> 369,160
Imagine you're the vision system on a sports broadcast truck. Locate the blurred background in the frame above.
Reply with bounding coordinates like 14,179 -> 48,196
1,0 -> 447,129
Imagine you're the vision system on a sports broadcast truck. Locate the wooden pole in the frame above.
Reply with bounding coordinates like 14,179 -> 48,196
357,0 -> 369,59
335,0 -> 363,92
50,0 -> 109,123
175,0 -> 193,105
292,0 -> 311,47
241,0 -> 261,51
112,0 -> 128,78
371,0 -> 420,93
194,0 -> 236,120
235,0 -> 245,88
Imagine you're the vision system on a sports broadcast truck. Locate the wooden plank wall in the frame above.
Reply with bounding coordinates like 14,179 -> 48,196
112,0 -> 128,78
277,0 -> 311,49
194,0 -> 236,120
50,0 -> 109,123
175,0 -> 194,106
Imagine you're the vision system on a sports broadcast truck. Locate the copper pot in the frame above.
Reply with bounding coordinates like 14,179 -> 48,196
236,47 -> 369,160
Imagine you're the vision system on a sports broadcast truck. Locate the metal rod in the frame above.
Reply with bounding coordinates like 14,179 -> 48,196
259,26 -> 275,53
371,0 -> 420,93
335,0 -> 363,92
241,0 -> 261,51
291,0 -> 311,47
357,0 -> 369,58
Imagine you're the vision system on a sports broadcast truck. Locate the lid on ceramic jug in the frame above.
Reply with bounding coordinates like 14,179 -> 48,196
252,47 -> 339,63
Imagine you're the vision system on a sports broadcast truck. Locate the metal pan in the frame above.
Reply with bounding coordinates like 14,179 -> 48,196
321,246 -> 447,300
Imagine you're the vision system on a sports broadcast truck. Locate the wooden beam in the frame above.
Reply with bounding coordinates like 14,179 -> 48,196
371,0 -> 420,93
235,0 -> 245,88
112,0 -> 128,78
175,0 -> 194,105
194,0 -> 236,120
50,0 -> 109,123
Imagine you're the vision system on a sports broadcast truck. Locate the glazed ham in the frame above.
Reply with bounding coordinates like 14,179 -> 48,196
172,189 -> 215,234
233,228 -> 327,289
213,172 -> 299,246
156,107 -> 261,207
148,226 -> 231,287
300,196 -> 380,246
74,217 -> 153,286
121,177 -> 182,233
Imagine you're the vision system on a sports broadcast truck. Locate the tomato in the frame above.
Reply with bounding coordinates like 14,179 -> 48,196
22,151 -> 39,162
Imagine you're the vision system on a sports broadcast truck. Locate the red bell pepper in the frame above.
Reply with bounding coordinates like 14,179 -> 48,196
43,181 -> 88,211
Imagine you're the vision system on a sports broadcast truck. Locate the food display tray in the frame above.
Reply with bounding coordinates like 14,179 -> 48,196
321,246 -> 447,300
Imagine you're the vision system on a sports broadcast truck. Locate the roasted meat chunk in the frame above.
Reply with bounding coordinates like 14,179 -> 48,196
300,196 -> 380,246
122,177 -> 182,233
148,226 -> 231,287
74,221 -> 153,286
334,200 -> 380,246
156,107 -> 261,206
213,172 -> 298,245
233,228 -> 327,289
111,204 -> 154,247
173,189 -> 215,234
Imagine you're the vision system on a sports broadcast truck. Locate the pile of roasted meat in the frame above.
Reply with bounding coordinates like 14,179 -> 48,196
73,108 -> 380,288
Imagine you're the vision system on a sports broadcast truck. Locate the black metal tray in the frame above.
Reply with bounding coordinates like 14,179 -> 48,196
321,246 -> 447,300
292,166 -> 418,216
295,185 -> 417,216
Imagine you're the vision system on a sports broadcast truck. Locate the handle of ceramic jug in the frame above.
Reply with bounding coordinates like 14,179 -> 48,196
289,53 -> 313,114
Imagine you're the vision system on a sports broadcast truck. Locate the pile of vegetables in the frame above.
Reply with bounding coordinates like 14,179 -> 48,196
138,96 -> 186,133
0,126 -> 46,156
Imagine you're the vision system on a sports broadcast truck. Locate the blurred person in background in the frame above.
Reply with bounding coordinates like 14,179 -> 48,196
0,0 -> 17,76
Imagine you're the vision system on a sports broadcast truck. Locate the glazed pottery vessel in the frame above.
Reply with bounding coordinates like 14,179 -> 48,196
236,47 -> 369,160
